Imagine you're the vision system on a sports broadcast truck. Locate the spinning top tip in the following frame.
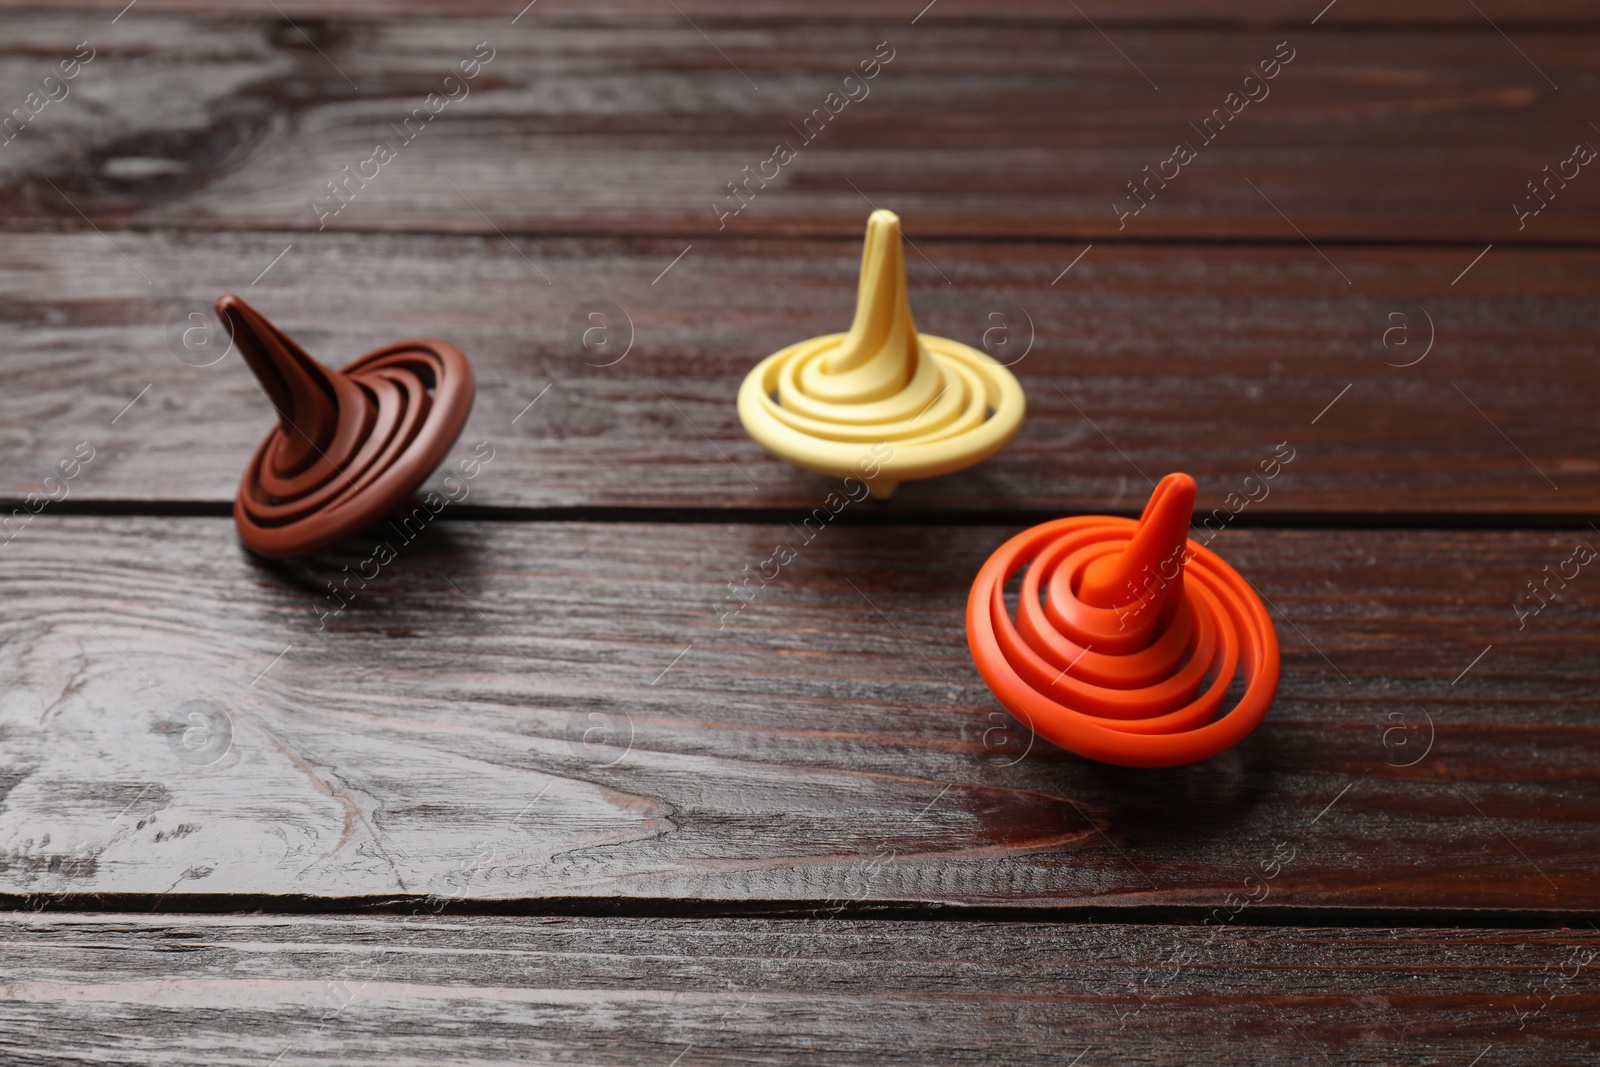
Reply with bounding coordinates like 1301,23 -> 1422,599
863,207 -> 900,240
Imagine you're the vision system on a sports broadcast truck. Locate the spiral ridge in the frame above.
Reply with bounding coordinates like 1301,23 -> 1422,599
967,473 -> 1279,768
738,210 -> 1024,498
221,295 -> 474,558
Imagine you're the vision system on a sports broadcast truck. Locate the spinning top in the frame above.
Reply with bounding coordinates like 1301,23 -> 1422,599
737,210 -> 1025,499
966,473 -> 1279,769
220,294 -> 475,558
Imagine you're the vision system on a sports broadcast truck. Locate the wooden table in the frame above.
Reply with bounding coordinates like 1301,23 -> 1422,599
2,2 -> 1597,1063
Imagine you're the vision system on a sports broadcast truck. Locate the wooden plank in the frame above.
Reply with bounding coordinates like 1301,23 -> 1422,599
3,1 -> 1597,23
1,231 -> 1594,514
0,914 -> 1595,1065
1,518 -> 1595,911
0,17 -> 1595,240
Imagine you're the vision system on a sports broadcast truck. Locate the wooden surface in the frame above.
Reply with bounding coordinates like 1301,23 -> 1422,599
0,2 -> 1596,1064
2,232 -> 1597,515
7,1 -> 1600,21
0,17 -> 1595,241
2,915 -> 1596,1066
1,518 -> 1597,913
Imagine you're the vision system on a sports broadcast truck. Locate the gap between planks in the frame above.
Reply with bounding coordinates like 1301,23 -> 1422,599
9,220 -> 1600,250
6,895 -> 1600,929
5,502 -> 1600,531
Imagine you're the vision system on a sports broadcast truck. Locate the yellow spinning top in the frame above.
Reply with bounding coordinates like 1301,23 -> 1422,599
737,210 -> 1026,499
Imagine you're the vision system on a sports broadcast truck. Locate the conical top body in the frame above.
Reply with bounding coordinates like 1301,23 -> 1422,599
224,294 -> 475,558
965,469 -> 1281,768
735,209 -> 1027,501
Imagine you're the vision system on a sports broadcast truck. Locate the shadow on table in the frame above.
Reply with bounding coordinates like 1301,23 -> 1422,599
1056,731 -> 1276,848
239,508 -> 481,627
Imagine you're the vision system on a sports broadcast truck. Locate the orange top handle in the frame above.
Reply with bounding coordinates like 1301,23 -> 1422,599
966,473 -> 1280,768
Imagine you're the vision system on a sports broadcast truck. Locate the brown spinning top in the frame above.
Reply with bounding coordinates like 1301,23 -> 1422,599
220,294 -> 475,558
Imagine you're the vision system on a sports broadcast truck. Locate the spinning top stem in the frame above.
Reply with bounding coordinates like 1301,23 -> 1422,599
827,209 -> 918,386
1079,472 -> 1196,609
218,295 -> 373,479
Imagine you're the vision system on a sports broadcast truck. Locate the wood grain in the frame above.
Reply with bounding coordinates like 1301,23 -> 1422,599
0,16 -> 1594,241
0,518 -> 1594,911
2,231 -> 1596,515
0,3 -> 1590,1061
1,914 -> 1595,1066
3,1 -> 1596,23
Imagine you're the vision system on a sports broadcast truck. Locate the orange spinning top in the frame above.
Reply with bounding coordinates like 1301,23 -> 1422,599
220,294 -> 475,558
966,473 -> 1279,768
